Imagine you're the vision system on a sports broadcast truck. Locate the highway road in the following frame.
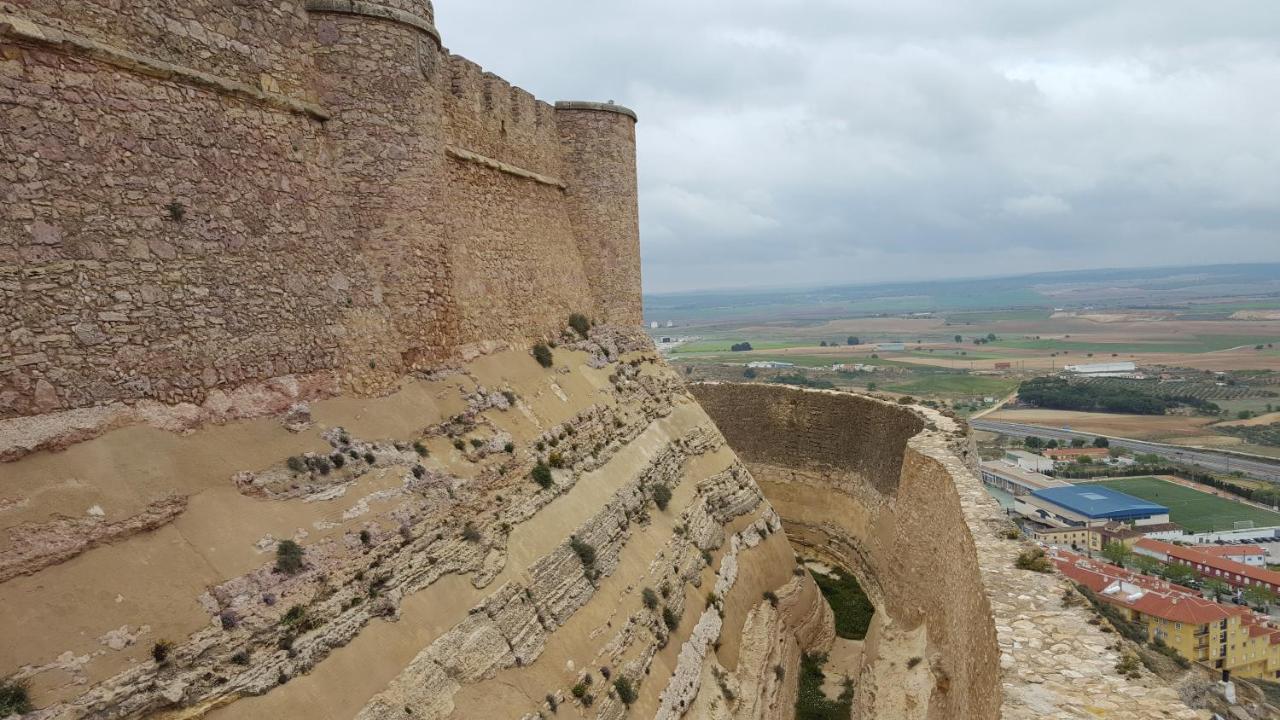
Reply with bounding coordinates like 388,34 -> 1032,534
970,419 -> 1280,484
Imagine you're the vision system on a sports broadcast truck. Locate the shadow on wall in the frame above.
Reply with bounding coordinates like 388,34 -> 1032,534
690,383 -> 1001,720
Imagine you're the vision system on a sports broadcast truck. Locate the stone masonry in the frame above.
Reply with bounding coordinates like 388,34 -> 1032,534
0,0 -> 642,417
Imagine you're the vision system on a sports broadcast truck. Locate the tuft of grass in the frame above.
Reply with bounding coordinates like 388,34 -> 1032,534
1015,547 -> 1053,573
661,605 -> 680,631
612,677 -> 637,706
413,441 -> 428,456
531,462 -> 553,489
641,587 -> 659,610
275,539 -> 305,575
152,639 -> 173,664
570,536 -> 597,569
652,484 -> 672,511
533,343 -> 554,368
569,313 -> 592,338
0,677 -> 32,716
461,523 -> 482,543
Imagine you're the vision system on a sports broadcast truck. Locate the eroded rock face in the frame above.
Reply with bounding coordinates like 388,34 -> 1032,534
0,331 -> 833,720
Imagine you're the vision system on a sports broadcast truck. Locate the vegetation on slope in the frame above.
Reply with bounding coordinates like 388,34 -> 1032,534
1219,422 -> 1280,447
811,568 -> 874,640
1017,377 -> 1220,415
795,652 -> 854,720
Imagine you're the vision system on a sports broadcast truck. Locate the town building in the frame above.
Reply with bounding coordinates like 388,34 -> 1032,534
1004,450 -> 1056,473
1044,447 -> 1111,463
1034,521 -> 1184,553
1052,550 -> 1280,678
1062,361 -> 1138,375
1015,485 -> 1170,529
978,460 -> 1067,497
745,361 -> 794,369
1134,540 -> 1280,594
1198,545 -> 1268,568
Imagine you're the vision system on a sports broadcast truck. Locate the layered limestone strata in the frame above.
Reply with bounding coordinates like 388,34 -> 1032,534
692,383 -> 1208,720
0,328 -> 829,719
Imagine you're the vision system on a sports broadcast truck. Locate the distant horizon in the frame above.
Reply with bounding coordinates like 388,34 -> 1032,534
642,259 -> 1280,299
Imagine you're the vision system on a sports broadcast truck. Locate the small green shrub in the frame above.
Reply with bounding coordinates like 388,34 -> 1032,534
330,453 -> 345,469
286,456 -> 306,473
462,523 -> 482,543
763,590 -> 779,607
230,650 -> 251,666
571,681 -> 588,699
0,677 -> 32,716
413,441 -> 428,456
652,485 -> 672,511
548,452 -> 565,469
152,639 -> 173,664
533,343 -> 554,368
569,313 -> 591,338
470,438 -> 484,449
570,536 -> 597,569
504,442 -> 515,453
1015,548 -> 1053,573
662,605 -> 679,631
453,439 -> 465,451
280,605 -> 307,627
531,462 -> 554,489
641,587 -> 659,610
613,677 -> 637,706
363,451 -> 375,464
275,540 -> 305,575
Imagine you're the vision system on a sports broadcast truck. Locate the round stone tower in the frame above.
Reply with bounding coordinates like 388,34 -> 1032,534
554,101 -> 642,327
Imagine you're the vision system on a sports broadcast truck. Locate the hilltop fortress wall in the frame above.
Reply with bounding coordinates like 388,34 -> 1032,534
0,0 -> 640,417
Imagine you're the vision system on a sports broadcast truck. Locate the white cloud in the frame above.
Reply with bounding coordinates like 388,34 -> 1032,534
434,1 -> 1280,292
1002,194 -> 1072,217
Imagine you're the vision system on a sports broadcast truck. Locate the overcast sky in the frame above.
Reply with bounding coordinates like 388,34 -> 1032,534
436,1 -> 1280,294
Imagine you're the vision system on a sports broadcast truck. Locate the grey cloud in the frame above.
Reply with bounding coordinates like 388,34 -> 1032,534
435,1 -> 1280,292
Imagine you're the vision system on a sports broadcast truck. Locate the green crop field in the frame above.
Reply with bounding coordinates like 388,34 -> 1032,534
1088,476 -> 1280,533
885,375 -> 1019,397
992,335 -> 1278,354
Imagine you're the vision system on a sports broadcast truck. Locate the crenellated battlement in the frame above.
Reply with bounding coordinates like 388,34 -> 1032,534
0,0 -> 641,418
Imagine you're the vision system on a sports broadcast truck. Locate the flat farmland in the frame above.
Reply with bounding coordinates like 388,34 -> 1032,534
1085,476 -> 1280,532
984,409 -> 1217,440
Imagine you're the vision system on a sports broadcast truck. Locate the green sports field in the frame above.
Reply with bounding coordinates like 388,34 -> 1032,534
1088,476 -> 1280,533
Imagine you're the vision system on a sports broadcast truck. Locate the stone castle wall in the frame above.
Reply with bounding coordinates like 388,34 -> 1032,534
692,383 -> 1002,720
0,0 -> 641,417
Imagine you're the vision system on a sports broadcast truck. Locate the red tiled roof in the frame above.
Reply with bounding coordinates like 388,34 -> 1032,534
1050,549 -> 1254,626
1197,545 -> 1265,558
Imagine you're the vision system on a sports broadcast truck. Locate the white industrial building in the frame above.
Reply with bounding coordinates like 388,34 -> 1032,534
1004,450 -> 1055,474
1062,361 -> 1137,375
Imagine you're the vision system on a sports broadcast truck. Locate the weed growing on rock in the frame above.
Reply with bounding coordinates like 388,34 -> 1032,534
462,523 -> 482,543
470,438 -> 484,449
662,606 -> 679,631
0,677 -> 32,716
230,650 -> 250,666
286,456 -> 306,473
612,677 -> 636,706
548,452 -> 565,469
280,605 -> 307,627
413,441 -> 428,456
453,439 -> 465,451
504,442 -> 515,453
275,540 -> 305,575
570,536 -> 597,570
152,640 -> 173,664
1015,548 -> 1052,573
531,462 -> 554,489
363,451 -> 376,464
763,590 -> 779,607
533,343 -> 554,368
652,484 -> 672,511
330,453 -> 345,469
545,693 -> 557,711
641,587 -> 659,610
773,664 -> 785,681
569,313 -> 591,338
